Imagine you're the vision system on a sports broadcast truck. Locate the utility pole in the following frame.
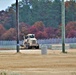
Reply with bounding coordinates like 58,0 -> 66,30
62,0 -> 65,53
16,0 -> 19,53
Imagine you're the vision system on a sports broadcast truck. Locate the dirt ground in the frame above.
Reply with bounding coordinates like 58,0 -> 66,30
0,49 -> 76,75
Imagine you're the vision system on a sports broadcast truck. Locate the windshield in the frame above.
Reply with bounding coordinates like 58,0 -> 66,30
29,35 -> 35,38
25,34 -> 35,39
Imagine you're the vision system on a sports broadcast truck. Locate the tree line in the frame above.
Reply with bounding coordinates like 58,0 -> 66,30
0,0 -> 76,40
0,21 -> 76,40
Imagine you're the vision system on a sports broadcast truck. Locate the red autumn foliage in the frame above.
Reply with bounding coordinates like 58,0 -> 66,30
55,24 -> 62,38
36,31 -> 48,39
67,30 -> 76,38
28,25 -> 38,35
0,24 -> 6,37
0,21 -> 76,40
45,27 -> 56,38
66,22 -> 76,37
65,1 -> 70,8
1,28 -> 16,40
19,22 -> 30,39
33,21 -> 45,31
28,21 -> 46,39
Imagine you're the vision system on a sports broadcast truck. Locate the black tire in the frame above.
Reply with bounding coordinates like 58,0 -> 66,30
28,46 -> 32,49
26,44 -> 29,49
35,46 -> 39,49
26,44 -> 32,49
20,45 -> 24,47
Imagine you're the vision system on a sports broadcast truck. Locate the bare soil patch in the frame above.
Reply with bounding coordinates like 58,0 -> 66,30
0,49 -> 76,75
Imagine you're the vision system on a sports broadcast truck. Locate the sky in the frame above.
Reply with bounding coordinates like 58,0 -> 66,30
0,0 -> 21,11
0,0 -> 69,11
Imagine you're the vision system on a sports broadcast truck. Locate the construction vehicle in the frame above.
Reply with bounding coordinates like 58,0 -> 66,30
20,34 -> 39,49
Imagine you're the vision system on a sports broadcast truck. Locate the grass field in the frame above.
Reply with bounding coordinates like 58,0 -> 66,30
0,49 -> 76,75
